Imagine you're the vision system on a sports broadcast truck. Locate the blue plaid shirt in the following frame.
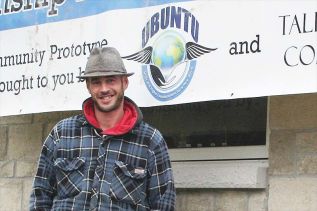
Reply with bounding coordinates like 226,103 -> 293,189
29,98 -> 175,210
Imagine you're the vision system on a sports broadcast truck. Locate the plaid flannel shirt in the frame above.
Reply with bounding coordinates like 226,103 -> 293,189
29,101 -> 175,210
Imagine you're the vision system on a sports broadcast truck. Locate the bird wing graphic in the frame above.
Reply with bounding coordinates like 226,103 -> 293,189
186,42 -> 217,60
121,46 -> 153,64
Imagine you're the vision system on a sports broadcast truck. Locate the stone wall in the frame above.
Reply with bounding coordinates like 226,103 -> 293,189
268,93 -> 317,211
176,189 -> 267,211
0,111 -> 80,211
0,93 -> 316,210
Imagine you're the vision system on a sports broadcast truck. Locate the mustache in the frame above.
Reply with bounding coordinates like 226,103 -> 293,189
98,90 -> 114,97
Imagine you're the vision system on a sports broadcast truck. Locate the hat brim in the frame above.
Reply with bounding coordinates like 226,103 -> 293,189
77,71 -> 134,79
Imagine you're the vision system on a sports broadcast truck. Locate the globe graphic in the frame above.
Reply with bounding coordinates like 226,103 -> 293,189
152,32 -> 185,71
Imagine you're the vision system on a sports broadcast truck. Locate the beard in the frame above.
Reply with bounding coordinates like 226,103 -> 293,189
93,89 -> 124,113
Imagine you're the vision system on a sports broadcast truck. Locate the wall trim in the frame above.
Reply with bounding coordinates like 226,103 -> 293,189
169,145 -> 268,161
172,160 -> 268,189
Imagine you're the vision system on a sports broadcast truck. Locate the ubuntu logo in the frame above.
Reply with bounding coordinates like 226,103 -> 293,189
123,6 -> 217,101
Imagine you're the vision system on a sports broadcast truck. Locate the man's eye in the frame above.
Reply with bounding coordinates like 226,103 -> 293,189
91,80 -> 101,84
106,78 -> 115,83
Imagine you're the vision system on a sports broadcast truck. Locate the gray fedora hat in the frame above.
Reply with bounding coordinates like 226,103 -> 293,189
78,47 -> 134,79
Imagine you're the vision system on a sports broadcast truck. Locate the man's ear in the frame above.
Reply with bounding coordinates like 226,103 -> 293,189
86,79 -> 91,94
123,76 -> 129,91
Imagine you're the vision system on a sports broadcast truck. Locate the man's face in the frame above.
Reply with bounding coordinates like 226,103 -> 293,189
86,75 -> 128,113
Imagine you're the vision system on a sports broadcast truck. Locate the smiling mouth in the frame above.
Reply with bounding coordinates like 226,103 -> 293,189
99,94 -> 113,101
100,95 -> 112,99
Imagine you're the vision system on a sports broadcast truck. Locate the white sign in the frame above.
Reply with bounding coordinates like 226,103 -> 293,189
0,0 -> 316,116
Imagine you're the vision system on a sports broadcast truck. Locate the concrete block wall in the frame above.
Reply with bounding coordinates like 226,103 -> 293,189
268,93 -> 317,211
0,92 -> 316,210
176,189 -> 267,211
0,111 -> 80,211
0,114 -> 36,211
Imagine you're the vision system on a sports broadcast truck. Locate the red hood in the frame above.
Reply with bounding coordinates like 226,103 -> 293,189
83,98 -> 139,136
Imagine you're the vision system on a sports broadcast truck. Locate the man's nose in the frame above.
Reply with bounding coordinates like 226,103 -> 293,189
103,80 -> 112,88
98,81 -> 110,92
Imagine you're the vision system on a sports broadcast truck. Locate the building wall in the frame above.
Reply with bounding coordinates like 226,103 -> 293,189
268,93 -> 317,211
0,93 -> 316,210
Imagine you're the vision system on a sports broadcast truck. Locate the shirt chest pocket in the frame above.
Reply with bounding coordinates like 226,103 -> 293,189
54,157 -> 86,199
110,160 -> 147,205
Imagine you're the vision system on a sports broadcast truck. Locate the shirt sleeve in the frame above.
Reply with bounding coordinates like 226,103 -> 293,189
29,129 -> 57,210
147,130 -> 176,211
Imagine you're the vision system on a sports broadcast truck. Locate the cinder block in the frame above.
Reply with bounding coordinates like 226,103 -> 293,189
248,191 -> 267,211
8,124 -> 43,160
176,189 -> 215,211
0,161 -> 14,177
22,178 -> 33,211
269,130 -> 296,175
268,177 -> 317,211
16,161 -> 38,177
269,93 -> 317,130
0,179 -> 22,211
297,155 -> 317,175
296,132 -> 317,153
0,114 -> 32,125
215,191 -> 248,211
0,126 -> 7,160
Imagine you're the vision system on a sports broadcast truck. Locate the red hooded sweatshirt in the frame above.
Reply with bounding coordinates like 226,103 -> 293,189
82,97 -> 139,136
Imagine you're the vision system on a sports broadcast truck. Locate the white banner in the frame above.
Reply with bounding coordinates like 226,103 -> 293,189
0,0 -> 316,116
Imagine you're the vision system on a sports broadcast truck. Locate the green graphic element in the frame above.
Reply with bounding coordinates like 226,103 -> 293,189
152,31 -> 185,71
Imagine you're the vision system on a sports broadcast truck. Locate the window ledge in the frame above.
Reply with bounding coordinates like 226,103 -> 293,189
169,145 -> 268,161
172,160 -> 268,189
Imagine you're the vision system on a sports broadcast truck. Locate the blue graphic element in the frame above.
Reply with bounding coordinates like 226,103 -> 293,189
142,61 -> 196,101
152,31 -> 185,71
0,0 -> 192,31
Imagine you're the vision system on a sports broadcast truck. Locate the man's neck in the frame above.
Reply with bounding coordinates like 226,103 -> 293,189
94,106 -> 124,131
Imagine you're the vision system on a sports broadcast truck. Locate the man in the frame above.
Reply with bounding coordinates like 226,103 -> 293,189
29,47 -> 176,210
